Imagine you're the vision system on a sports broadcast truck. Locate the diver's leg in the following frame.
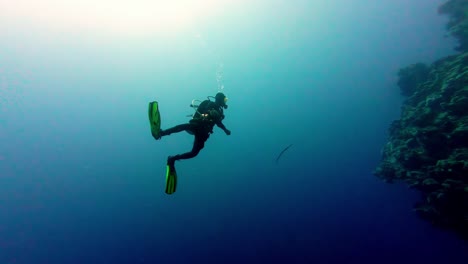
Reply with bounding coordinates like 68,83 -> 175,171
167,133 -> 208,166
160,123 -> 191,137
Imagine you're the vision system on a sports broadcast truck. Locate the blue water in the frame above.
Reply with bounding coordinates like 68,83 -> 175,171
1,0 -> 467,263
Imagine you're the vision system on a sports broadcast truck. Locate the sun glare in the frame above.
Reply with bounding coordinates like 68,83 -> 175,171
0,0 -> 236,35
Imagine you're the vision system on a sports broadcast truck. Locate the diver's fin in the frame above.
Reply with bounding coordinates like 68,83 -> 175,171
165,164 -> 177,195
148,101 -> 161,140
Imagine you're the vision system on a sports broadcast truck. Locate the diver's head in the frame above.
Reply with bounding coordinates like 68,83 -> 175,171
215,92 -> 228,109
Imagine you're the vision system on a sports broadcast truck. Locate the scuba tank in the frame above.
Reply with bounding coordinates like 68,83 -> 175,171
187,93 -> 227,120
187,99 -> 204,118
186,96 -> 216,118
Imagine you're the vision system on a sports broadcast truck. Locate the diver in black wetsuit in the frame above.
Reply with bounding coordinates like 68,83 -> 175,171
157,92 -> 231,166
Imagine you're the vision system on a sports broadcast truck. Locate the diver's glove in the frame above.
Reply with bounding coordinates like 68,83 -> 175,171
225,129 -> 231,136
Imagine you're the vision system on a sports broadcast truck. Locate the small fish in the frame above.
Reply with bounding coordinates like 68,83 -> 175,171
275,144 -> 293,164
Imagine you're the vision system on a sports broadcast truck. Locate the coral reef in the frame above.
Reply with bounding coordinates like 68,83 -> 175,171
375,1 -> 468,239
438,0 -> 468,52
375,53 -> 468,237
397,63 -> 431,96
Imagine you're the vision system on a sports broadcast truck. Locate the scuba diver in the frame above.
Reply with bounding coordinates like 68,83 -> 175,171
155,92 -> 231,167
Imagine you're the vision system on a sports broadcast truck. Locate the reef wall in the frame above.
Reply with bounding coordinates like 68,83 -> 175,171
438,0 -> 468,52
374,0 -> 468,239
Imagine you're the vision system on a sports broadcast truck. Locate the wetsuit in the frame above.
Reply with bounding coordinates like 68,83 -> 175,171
161,100 -> 229,165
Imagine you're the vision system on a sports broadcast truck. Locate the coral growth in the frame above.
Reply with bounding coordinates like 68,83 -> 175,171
375,53 -> 468,238
438,0 -> 468,52
397,63 -> 430,96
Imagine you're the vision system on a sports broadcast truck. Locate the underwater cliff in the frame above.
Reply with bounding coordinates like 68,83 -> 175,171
374,0 -> 468,239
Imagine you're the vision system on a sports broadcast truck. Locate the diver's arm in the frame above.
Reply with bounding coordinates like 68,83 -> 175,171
216,121 -> 231,135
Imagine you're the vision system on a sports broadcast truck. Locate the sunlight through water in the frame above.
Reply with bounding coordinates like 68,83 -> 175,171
0,0 -> 242,36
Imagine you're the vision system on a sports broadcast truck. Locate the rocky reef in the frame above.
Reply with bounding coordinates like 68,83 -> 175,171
438,0 -> 468,52
374,0 -> 468,239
